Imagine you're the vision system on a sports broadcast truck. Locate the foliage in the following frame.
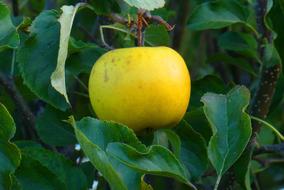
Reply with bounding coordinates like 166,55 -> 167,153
0,0 -> 284,190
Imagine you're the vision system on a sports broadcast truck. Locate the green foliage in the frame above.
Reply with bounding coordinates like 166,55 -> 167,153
0,2 -> 19,49
122,0 -> 165,11
175,121 -> 208,179
73,117 -> 195,190
36,106 -> 76,146
201,86 -> 252,188
17,10 -> 69,111
188,0 -> 254,32
0,103 -> 21,190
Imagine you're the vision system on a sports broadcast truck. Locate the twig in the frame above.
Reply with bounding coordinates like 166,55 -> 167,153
136,9 -> 145,46
253,156 -> 284,167
109,13 -> 129,25
144,12 -> 175,31
254,143 -> 284,155
0,72 -> 37,139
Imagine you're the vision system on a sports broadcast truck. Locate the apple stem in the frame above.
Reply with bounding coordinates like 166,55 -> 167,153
137,9 -> 145,46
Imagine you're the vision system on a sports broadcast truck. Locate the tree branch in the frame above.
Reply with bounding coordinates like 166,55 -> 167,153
254,143 -> 284,155
250,0 -> 281,134
253,156 -> 284,167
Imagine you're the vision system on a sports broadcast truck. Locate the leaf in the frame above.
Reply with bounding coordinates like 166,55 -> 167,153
207,53 -> 257,76
15,154 -> 66,190
0,103 -> 15,140
269,0 -> 284,73
188,0 -> 253,31
0,2 -> 20,49
141,177 -> 153,190
218,32 -> 258,59
51,3 -> 85,105
175,120 -> 208,179
122,0 -> 165,11
19,147 -> 88,190
66,37 -> 106,75
17,10 -> 69,111
263,43 -> 282,68
106,143 -> 195,189
184,108 -> 212,143
144,25 -> 170,46
201,86 -> 252,188
190,75 -> 227,108
233,148 -> 252,190
79,162 -> 96,188
73,117 -> 196,190
36,106 -> 77,146
74,117 -> 145,190
89,0 -> 120,15
154,129 -> 181,159
0,103 -> 21,190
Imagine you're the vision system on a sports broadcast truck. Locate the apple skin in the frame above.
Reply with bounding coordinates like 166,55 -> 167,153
88,47 -> 191,131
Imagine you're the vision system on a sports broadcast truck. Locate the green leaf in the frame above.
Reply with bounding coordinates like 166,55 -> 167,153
141,177 -> 153,190
233,148 -> 252,190
18,147 -> 87,190
0,2 -> 20,49
0,103 -> 15,140
207,53 -> 257,76
263,43 -> 282,68
184,108 -> 212,142
188,0 -> 253,31
89,0 -> 120,15
74,117 -> 196,190
144,25 -> 170,46
218,32 -> 258,59
15,154 -> 66,190
51,3 -> 85,105
74,117 -> 145,190
154,129 -> 181,159
17,10 -> 69,111
122,0 -> 165,11
106,143 -> 195,189
201,86 -> 252,188
0,103 -> 21,190
269,0 -> 284,73
175,120 -> 208,179
79,162 -> 96,188
66,37 -> 106,75
36,106 -> 77,146
190,75 -> 227,108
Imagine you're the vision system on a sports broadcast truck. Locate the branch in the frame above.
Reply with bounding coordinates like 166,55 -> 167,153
0,72 -> 37,139
109,13 -> 129,25
253,157 -> 284,167
254,143 -> 284,155
250,0 -> 281,134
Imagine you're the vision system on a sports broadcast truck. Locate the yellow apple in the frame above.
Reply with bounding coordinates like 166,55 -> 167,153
88,47 -> 191,131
